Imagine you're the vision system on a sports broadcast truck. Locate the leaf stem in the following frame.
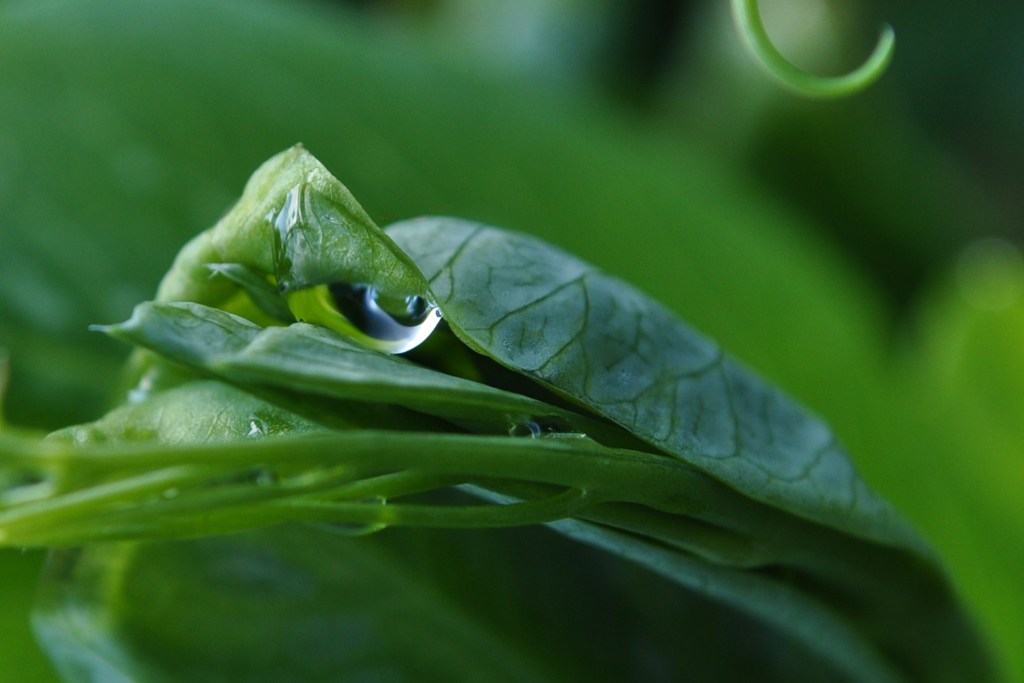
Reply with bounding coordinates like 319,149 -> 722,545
284,487 -> 599,529
0,432 -> 922,586
551,519 -> 905,683
730,0 -> 894,97
0,432 -> 724,545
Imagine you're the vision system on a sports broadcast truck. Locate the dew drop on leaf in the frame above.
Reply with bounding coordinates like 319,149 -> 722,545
287,282 -> 442,354
272,185 -> 303,242
246,417 -> 269,438
270,182 -> 442,353
315,496 -> 388,537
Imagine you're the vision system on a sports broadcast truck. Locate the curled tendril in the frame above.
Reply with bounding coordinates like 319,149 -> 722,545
731,0 -> 895,98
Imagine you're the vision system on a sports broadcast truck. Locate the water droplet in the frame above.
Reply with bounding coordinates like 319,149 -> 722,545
227,468 -> 278,487
316,497 -> 388,536
326,282 -> 443,353
246,417 -> 269,438
161,487 -> 180,499
0,471 -> 51,505
273,185 -> 303,242
508,416 -> 584,439
287,282 -> 442,354
270,183 -> 441,353
510,420 -> 544,438
127,370 -> 156,404
255,470 -> 278,487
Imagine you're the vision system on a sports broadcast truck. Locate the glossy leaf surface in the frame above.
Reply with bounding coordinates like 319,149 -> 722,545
388,218 -> 921,550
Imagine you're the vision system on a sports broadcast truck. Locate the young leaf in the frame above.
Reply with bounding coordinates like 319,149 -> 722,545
48,380 -> 324,447
152,145 -> 433,355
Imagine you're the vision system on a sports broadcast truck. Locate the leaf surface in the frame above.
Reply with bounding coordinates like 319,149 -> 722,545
103,301 -> 619,440
33,526 -> 572,683
387,218 -> 921,552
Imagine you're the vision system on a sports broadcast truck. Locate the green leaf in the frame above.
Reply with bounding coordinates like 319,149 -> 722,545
32,526 -> 575,683
48,380 -> 324,447
39,519 -> 907,683
908,244 -> 1024,682
151,145 -> 427,313
9,423 -> 992,682
0,549 -> 57,683
102,301 -> 630,443
387,217 -> 922,552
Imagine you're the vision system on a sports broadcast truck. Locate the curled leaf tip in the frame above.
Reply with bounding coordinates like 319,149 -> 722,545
731,0 -> 894,98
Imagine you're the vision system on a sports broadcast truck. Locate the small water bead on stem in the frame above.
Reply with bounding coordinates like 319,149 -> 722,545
508,416 -> 587,440
0,471 -> 52,507
313,496 -> 389,537
254,470 -> 279,488
224,467 -> 279,488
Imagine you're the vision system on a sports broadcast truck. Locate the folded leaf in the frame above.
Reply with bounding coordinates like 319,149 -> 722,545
387,217 -> 925,553
103,301 -> 624,442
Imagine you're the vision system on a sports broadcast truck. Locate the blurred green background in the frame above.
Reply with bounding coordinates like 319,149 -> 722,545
0,0 -> 1021,680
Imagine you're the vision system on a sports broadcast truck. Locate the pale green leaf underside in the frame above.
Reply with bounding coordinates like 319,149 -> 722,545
153,146 -> 428,315
102,301 -> 623,442
48,380 -> 323,447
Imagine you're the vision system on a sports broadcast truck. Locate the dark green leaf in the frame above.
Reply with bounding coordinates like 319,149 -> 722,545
387,217 -> 923,552
33,526 -> 573,683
